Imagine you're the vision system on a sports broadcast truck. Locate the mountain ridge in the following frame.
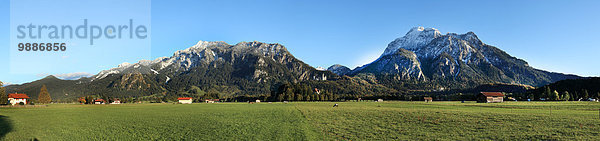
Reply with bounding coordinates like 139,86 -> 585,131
7,40 -> 341,101
6,27 -> 582,101
331,27 -> 580,89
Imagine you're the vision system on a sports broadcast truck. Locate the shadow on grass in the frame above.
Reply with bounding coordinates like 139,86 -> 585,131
0,115 -> 12,139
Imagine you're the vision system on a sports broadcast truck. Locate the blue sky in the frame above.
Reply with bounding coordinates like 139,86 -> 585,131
1,0 -> 599,85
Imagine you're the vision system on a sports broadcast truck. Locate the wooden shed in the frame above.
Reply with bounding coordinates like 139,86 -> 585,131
477,92 -> 505,103
424,97 -> 433,102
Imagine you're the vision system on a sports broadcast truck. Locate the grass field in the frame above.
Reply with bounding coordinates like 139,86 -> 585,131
1,101 -> 599,140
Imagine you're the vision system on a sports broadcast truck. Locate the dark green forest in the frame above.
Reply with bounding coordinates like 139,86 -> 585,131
4,74 -> 598,103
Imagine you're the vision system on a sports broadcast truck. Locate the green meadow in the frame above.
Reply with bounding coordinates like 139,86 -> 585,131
1,101 -> 599,140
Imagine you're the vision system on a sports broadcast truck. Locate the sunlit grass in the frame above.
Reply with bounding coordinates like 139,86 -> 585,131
295,101 -> 600,140
1,101 -> 599,140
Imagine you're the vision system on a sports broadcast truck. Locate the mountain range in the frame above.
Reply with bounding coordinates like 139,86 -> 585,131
6,27 -> 581,101
329,27 -> 579,90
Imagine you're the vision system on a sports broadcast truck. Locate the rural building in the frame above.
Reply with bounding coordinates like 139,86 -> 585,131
111,99 -> 121,104
8,93 -> 30,105
178,97 -> 193,104
205,99 -> 219,103
255,99 -> 261,103
477,92 -> 505,103
424,97 -> 432,102
377,99 -> 383,102
94,99 -> 106,104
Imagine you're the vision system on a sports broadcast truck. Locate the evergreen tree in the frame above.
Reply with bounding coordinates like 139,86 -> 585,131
582,89 -> 589,99
0,81 -> 7,105
286,89 -> 294,101
278,94 -> 284,102
573,91 -> 579,100
295,93 -> 303,101
38,85 -> 52,104
562,91 -> 570,101
544,86 -> 552,99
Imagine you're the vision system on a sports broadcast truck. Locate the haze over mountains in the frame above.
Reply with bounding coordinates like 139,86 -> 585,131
7,27 -> 581,101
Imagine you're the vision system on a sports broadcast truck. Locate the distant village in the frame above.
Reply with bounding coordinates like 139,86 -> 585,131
2,83 -> 599,106
7,89 -> 598,106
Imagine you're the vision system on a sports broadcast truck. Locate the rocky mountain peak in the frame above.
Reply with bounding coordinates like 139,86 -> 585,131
327,64 -> 351,76
191,40 -> 229,50
234,41 -> 289,56
382,27 -> 442,56
406,27 -> 441,38
351,27 -> 580,88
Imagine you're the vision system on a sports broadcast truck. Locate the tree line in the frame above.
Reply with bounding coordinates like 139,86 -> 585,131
520,78 -> 600,101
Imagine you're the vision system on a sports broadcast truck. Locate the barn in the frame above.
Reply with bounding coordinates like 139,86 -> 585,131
94,99 -> 106,104
8,93 -> 30,105
424,97 -> 433,102
178,97 -> 193,104
477,92 -> 505,103
205,99 -> 219,103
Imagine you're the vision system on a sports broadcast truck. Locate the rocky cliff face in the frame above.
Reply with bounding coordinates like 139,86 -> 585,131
352,48 -> 425,81
89,41 -> 338,96
327,64 -> 351,76
347,27 -> 579,88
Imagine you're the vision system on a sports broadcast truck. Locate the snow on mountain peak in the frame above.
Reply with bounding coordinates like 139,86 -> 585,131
118,62 -> 132,68
174,41 -> 226,55
382,27 -> 442,56
406,27 -> 440,37
192,40 -> 227,49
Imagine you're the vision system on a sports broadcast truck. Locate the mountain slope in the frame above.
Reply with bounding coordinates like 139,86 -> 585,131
327,64 -> 351,76
8,41 -> 340,100
349,27 -> 580,89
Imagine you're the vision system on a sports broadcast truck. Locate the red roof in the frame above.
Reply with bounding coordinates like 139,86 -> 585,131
178,97 -> 192,100
94,99 -> 106,102
480,92 -> 505,97
8,93 -> 30,99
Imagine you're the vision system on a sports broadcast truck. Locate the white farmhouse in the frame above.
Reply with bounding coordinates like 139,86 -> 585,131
8,93 -> 30,105
178,97 -> 193,104
111,99 -> 121,104
204,99 -> 219,103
